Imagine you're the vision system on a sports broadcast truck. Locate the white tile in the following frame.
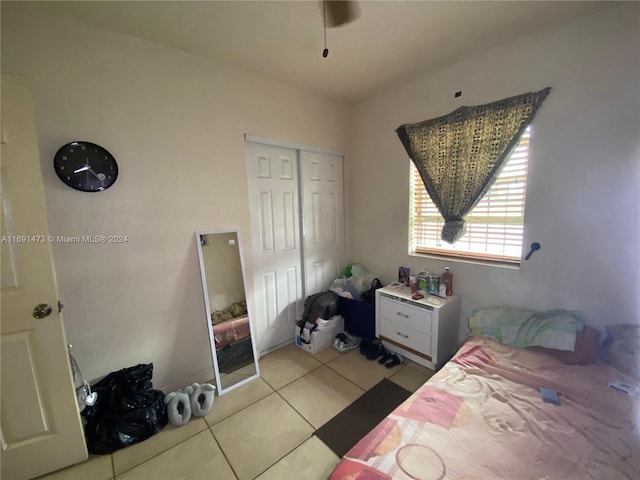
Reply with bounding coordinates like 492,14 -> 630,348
279,366 -> 364,428
304,345 -> 342,364
116,430 -> 234,480
212,393 -> 313,479
259,344 -> 322,390
325,348 -> 396,390
389,364 -> 432,392
204,376 -> 273,426
112,418 -> 208,475
38,454 -> 113,480
256,436 -> 340,480
405,359 -> 436,377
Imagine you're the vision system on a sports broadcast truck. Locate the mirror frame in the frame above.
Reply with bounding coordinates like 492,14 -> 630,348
195,229 -> 260,395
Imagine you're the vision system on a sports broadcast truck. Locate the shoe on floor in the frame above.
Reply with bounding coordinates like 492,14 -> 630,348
385,354 -> 405,369
332,332 -> 360,353
332,333 -> 348,350
366,342 -> 386,361
165,387 -> 193,426
359,338 -> 370,355
189,383 -> 216,417
378,350 -> 393,364
359,338 -> 377,356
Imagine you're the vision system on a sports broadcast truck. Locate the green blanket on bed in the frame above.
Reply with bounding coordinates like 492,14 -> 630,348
468,306 -> 584,351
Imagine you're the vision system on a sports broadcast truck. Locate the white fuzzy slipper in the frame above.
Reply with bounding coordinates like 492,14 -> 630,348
189,383 -> 216,417
164,387 -> 193,426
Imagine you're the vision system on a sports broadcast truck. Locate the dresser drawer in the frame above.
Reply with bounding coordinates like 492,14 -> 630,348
379,296 -> 433,334
380,318 -> 432,357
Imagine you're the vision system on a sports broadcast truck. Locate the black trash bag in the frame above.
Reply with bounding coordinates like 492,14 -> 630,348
82,363 -> 168,454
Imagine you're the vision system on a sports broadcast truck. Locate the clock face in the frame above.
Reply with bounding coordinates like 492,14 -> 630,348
53,141 -> 118,192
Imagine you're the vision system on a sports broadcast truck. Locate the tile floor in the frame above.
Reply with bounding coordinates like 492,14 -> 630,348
40,344 -> 434,480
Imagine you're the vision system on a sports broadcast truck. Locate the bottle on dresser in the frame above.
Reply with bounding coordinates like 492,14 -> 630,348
441,266 -> 453,296
416,270 -> 429,295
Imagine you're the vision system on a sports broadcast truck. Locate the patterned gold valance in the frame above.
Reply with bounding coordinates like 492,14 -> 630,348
397,87 -> 551,243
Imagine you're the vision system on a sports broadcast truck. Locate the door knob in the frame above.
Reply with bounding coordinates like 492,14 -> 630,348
33,303 -> 53,319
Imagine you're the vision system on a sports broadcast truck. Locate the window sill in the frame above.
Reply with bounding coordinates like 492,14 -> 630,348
409,250 -> 521,270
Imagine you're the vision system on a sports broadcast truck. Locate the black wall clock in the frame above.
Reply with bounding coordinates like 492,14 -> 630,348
53,141 -> 118,192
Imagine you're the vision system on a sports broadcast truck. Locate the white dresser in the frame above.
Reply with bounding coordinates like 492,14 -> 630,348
375,285 -> 460,370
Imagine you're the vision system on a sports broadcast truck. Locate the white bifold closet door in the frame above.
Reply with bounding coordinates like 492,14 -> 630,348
300,150 -> 344,296
245,141 -> 344,354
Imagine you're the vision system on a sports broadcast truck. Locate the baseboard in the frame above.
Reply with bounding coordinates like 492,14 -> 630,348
261,339 -> 293,356
159,366 -> 216,394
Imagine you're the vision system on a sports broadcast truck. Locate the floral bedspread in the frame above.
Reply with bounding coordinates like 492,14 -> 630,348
213,314 -> 250,349
329,336 -> 639,480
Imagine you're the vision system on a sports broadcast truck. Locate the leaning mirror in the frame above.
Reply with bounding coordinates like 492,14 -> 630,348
196,230 -> 260,395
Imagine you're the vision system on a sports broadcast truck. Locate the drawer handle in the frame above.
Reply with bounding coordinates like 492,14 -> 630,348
396,312 -> 409,318
396,331 -> 409,339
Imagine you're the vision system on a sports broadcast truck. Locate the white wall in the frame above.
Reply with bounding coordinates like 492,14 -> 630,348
1,4 -> 349,390
345,4 -> 640,340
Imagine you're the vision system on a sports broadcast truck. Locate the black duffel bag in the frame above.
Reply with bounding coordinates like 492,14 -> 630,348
295,291 -> 339,343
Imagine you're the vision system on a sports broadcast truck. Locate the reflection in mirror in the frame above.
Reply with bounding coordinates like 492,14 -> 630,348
196,230 -> 260,395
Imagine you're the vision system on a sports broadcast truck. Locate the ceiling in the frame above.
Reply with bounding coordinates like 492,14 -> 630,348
31,1 -> 612,104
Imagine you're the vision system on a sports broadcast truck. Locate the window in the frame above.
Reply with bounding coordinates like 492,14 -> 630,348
409,126 -> 531,265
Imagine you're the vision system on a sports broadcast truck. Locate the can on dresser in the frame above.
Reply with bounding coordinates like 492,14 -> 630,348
427,274 -> 440,295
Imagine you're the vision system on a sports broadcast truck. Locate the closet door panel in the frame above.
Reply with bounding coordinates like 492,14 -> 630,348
246,143 -> 303,353
301,151 -> 345,297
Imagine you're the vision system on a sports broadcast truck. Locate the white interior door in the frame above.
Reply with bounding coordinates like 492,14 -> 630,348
1,75 -> 87,479
246,142 -> 303,353
300,151 -> 345,296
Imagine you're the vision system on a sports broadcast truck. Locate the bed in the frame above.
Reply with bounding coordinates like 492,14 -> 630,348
213,314 -> 250,350
329,331 -> 640,479
212,313 -> 253,373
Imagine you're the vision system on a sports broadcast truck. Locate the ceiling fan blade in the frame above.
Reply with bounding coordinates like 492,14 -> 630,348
325,0 -> 359,28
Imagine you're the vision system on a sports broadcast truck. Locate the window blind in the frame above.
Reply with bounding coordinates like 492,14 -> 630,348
409,127 -> 531,264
